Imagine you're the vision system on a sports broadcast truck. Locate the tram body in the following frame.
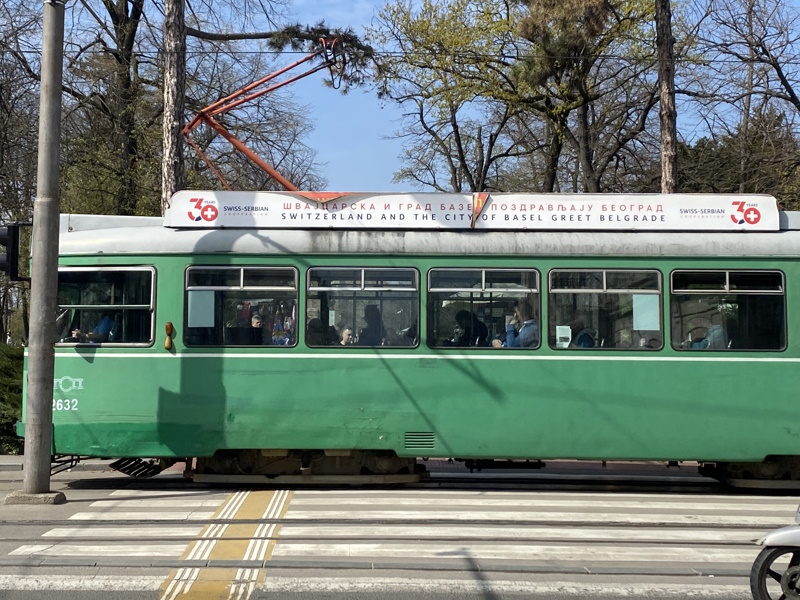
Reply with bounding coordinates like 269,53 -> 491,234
19,192 -> 800,480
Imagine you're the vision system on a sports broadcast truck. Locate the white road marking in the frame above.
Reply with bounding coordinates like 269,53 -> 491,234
162,490 -> 250,600
289,496 -> 798,512
282,510 -> 787,526
42,526 -> 202,538
91,499 -> 223,508
10,543 -> 185,557
109,489 -> 227,497
271,542 -> 760,562
68,511 -> 216,521
295,489 -> 799,503
277,524 -> 763,543
230,489 -> 291,600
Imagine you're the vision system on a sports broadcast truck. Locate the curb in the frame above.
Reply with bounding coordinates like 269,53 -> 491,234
0,462 -> 113,473
0,556 -> 752,577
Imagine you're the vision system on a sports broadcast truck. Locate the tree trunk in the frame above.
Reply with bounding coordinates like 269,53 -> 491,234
576,103 -> 598,192
161,0 -> 186,215
739,0 -> 755,193
108,0 -> 144,216
655,0 -> 677,193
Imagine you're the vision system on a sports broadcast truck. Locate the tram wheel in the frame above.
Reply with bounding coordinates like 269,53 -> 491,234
751,546 -> 800,600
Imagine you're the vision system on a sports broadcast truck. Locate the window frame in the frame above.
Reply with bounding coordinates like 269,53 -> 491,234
427,267 -> 541,350
669,269 -> 786,352
56,265 -> 156,347
306,266 -> 420,348
547,268 -> 663,351
184,265 -> 299,348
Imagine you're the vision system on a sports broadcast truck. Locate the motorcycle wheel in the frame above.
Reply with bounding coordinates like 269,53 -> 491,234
751,546 -> 800,600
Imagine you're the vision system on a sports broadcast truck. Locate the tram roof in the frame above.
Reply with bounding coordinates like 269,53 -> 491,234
58,208 -> 800,258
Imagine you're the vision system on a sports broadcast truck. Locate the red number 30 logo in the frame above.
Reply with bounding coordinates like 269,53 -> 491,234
731,201 -> 761,226
187,197 -> 218,222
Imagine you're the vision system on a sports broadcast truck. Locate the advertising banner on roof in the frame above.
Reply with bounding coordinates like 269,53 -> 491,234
164,191 -> 780,231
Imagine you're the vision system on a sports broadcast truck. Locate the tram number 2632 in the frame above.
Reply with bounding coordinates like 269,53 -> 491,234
52,399 -> 78,411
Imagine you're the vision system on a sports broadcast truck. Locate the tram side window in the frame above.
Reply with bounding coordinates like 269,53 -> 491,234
548,270 -> 662,350
427,269 -> 539,349
306,268 -> 419,347
670,270 -> 785,351
56,268 -> 154,345
184,267 -> 298,347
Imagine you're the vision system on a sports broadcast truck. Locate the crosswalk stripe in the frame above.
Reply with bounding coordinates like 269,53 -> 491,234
294,489 -> 790,502
68,511 -> 216,521
90,499 -> 224,508
42,527 -> 203,538
289,496 -> 797,512
277,524 -> 763,542
272,541 -> 761,562
109,490 -> 228,497
282,509 -> 789,526
10,543 -> 186,557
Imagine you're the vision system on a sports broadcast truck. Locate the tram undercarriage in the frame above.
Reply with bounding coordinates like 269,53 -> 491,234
94,453 -> 800,488
699,456 -> 800,488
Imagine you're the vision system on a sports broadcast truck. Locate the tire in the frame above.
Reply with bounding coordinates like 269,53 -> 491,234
751,546 -> 800,600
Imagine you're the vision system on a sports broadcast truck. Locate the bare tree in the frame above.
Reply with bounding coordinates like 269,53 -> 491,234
684,0 -> 800,204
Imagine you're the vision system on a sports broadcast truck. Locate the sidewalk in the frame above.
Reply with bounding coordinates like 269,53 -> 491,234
0,455 -> 113,472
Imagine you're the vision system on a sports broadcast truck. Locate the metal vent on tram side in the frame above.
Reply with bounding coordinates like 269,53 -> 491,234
404,432 -> 436,450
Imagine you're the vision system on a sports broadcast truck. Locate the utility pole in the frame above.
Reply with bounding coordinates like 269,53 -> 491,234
6,0 -> 66,505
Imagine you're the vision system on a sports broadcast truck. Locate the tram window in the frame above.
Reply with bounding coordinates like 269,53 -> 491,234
428,269 -> 540,349
670,270 -> 785,351
184,266 -> 298,347
55,268 -> 154,345
548,269 -> 662,350
306,267 -> 419,347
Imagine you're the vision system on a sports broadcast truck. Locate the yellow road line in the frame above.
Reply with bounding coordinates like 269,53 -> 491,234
159,489 -> 293,600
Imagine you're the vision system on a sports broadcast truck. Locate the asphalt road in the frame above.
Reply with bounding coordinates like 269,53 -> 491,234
0,460 -> 788,599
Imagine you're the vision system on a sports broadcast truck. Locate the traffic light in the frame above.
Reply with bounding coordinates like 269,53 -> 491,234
0,224 -> 21,281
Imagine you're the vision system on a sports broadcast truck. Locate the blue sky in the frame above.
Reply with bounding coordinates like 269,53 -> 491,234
288,0 -> 407,192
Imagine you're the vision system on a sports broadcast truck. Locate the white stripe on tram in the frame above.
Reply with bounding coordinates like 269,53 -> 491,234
46,351 -> 800,363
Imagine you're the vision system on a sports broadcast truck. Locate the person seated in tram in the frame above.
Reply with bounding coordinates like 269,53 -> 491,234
250,313 -> 266,345
358,305 -> 384,346
453,310 -> 489,347
568,312 -> 596,348
306,318 -> 328,346
70,312 -> 114,343
339,326 -> 353,345
492,301 -> 538,348
693,320 -> 734,350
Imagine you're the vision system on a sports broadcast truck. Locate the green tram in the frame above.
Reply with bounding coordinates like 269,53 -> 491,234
18,191 -> 799,483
